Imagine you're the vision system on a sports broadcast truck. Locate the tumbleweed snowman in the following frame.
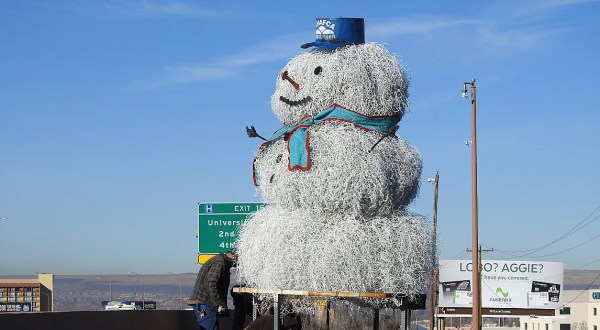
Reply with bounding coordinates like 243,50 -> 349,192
237,18 -> 435,305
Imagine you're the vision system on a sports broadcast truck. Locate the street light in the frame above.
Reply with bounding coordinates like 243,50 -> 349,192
130,272 -> 145,309
462,78 -> 481,330
97,276 -> 113,301
168,272 -> 184,310
428,171 -> 440,330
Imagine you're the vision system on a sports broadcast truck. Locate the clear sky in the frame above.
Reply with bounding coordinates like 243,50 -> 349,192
1,0 -> 599,276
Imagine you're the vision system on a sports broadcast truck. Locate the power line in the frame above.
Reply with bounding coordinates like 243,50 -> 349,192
499,205 -> 600,254
563,273 -> 600,306
575,257 -> 600,270
494,204 -> 600,257
530,232 -> 600,258
491,231 -> 600,260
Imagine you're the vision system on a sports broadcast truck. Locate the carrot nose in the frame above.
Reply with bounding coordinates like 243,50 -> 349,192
280,71 -> 300,91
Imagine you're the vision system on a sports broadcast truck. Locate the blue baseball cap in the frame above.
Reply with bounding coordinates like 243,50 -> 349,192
301,17 -> 365,49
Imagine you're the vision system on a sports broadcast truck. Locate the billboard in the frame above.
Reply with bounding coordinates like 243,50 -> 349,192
438,260 -> 563,309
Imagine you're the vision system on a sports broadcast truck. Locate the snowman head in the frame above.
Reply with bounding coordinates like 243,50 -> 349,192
271,43 -> 410,124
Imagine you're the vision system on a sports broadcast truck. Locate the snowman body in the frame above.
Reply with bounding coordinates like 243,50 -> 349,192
237,43 -> 435,298
254,122 -> 422,217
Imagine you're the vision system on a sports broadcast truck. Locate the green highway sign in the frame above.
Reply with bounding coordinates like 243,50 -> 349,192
197,202 -> 265,264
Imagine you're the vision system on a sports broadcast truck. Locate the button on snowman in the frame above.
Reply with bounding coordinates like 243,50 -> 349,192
237,18 -> 435,302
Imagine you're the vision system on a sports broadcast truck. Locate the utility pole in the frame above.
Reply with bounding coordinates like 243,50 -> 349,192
467,245 -> 494,329
428,171 -> 440,330
462,79 -> 479,330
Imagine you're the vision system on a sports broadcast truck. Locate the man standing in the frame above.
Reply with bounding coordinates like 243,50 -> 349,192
189,250 -> 237,330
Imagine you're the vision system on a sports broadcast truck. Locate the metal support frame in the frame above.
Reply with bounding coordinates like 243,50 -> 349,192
273,293 -> 280,330
252,294 -> 258,320
233,287 -> 425,330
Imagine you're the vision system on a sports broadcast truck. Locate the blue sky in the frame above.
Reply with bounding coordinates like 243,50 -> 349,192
1,0 -> 599,276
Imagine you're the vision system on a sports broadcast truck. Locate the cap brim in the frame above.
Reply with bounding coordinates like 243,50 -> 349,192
301,41 -> 347,49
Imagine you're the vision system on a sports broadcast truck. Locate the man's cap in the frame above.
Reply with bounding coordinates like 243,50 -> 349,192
301,18 -> 365,49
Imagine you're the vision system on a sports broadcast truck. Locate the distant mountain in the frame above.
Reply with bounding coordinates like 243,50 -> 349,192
52,273 -> 198,312
563,269 -> 600,290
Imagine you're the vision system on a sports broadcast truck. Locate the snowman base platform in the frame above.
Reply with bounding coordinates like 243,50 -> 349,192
235,206 -> 435,308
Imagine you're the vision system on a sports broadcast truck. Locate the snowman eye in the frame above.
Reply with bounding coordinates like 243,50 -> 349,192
314,66 -> 323,75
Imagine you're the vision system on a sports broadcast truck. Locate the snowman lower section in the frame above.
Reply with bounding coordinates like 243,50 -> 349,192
235,206 -> 435,302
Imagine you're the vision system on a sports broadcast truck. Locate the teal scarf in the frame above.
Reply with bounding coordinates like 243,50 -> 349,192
253,104 -> 399,186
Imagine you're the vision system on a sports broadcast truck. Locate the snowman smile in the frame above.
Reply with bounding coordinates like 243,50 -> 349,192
279,95 -> 312,106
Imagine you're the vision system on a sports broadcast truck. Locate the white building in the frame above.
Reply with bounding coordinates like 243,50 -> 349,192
521,290 -> 600,330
